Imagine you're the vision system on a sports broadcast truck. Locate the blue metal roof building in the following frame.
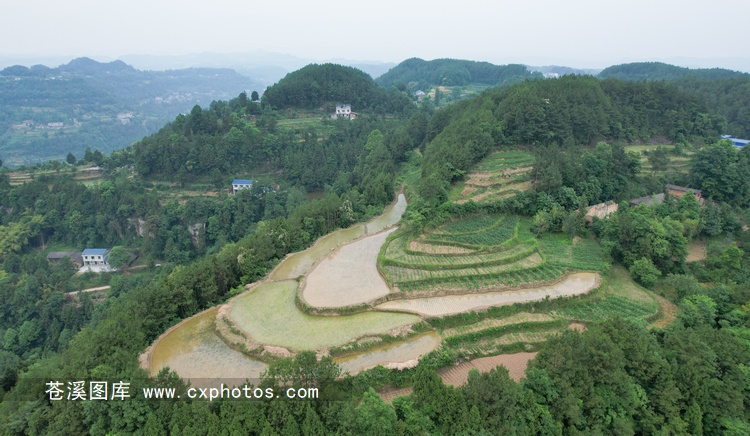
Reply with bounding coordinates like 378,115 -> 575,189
232,179 -> 254,194
722,135 -> 749,147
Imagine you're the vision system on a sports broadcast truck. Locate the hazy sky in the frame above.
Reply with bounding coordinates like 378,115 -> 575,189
3,0 -> 749,70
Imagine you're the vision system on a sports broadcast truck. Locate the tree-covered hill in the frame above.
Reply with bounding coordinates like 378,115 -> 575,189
598,62 -> 749,81
0,58 -> 261,166
419,75 -> 722,199
375,57 -> 540,90
261,63 -> 412,112
598,62 -> 750,138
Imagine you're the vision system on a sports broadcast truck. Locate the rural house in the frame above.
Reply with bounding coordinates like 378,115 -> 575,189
665,184 -> 704,205
232,179 -> 253,195
46,251 -> 83,268
585,201 -> 619,223
82,248 -> 110,267
332,104 -> 357,120
722,135 -> 749,148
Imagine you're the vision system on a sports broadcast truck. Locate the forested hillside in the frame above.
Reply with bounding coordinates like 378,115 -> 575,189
0,57 -> 259,166
599,62 -> 750,138
598,62 -> 749,81
2,64 -> 750,434
419,75 -> 722,199
261,63 -> 413,112
376,57 -> 539,90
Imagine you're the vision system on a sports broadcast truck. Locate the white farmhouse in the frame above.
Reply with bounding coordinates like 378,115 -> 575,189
82,248 -> 110,267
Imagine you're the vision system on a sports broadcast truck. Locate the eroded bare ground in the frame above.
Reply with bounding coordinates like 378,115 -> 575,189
379,352 -> 537,403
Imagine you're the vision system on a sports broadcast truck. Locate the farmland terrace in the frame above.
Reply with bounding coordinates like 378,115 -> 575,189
143,193 -> 671,385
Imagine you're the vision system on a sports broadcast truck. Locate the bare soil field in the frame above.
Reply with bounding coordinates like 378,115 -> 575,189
375,272 -> 599,317
303,228 -> 397,307
686,241 -> 707,262
440,352 -> 537,386
379,352 -> 537,402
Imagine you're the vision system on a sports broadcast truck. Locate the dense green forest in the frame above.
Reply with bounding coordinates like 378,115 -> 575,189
0,57 -> 259,166
598,62 -> 750,138
2,62 -> 750,434
261,63 -> 414,112
418,75 -> 723,202
375,58 -> 540,91
598,62 -> 749,81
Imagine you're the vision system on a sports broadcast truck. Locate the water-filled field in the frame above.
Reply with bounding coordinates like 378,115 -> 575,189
303,228 -> 396,307
376,272 -> 599,316
149,308 -> 268,386
228,281 -> 420,350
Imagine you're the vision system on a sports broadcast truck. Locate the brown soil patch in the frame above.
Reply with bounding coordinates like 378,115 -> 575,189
686,241 -> 707,262
378,352 -> 537,402
568,322 -> 586,332
461,186 -> 478,197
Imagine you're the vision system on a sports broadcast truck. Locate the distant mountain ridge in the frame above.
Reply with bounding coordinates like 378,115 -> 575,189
598,62 -> 749,81
0,57 -> 261,166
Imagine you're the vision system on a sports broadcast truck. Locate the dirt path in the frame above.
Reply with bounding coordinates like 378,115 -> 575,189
650,294 -> 678,329
379,352 -> 537,402
65,285 -> 110,296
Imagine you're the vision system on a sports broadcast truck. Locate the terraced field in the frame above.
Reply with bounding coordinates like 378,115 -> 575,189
376,273 -> 599,316
449,150 -> 535,204
381,215 -> 608,294
227,281 -> 420,351
624,144 -> 695,175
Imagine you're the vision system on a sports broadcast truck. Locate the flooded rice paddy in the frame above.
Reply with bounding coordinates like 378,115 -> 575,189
334,331 -> 441,375
148,308 -> 268,386
228,281 -> 420,350
375,272 -> 599,317
303,228 -> 397,307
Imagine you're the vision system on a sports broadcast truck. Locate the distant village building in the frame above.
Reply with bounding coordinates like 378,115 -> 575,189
585,201 -> 619,223
82,248 -> 110,267
415,90 -> 426,97
47,122 -> 64,129
721,135 -> 749,148
117,113 -> 133,125
332,104 -> 357,120
46,252 -> 83,268
232,179 -> 253,195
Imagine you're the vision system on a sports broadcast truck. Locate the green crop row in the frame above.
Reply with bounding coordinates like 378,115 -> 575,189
444,319 -> 567,346
382,241 -> 538,271
553,295 -> 656,323
438,214 -> 501,235
395,262 -> 567,291
428,216 -> 518,248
